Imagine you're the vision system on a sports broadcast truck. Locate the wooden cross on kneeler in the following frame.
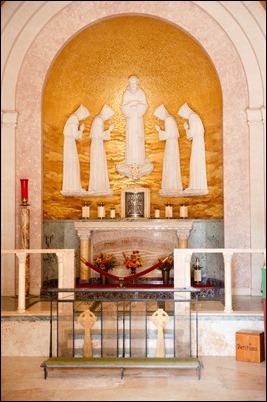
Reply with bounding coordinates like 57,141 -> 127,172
151,308 -> 169,357
78,310 -> 96,357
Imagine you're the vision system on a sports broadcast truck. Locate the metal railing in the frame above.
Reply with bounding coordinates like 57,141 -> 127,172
47,287 -> 200,359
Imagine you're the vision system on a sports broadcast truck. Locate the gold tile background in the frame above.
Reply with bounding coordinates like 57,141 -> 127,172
43,16 -> 223,220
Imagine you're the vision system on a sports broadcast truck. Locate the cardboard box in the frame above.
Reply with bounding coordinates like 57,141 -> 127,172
236,330 -> 265,363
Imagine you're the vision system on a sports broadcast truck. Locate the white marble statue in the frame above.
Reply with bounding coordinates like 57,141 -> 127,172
61,104 -> 90,195
154,104 -> 183,196
178,103 -> 208,195
88,104 -> 114,196
116,75 -> 154,179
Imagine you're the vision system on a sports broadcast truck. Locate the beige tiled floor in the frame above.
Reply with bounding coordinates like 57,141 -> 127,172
1,296 -> 265,401
1,356 -> 266,401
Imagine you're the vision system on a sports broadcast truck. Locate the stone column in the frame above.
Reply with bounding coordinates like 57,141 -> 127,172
78,231 -> 92,281
176,227 -> 191,249
1,110 -> 18,297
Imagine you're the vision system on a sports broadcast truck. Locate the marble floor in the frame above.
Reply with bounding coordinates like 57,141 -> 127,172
1,356 -> 266,401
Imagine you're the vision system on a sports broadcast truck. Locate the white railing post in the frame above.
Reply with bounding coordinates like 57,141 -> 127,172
16,252 -> 27,313
174,249 -> 193,288
185,252 -> 193,288
223,252 -> 234,313
56,252 -> 64,300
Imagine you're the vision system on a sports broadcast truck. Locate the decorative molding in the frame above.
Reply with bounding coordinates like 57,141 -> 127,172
74,219 -> 193,233
246,107 -> 262,124
1,110 -> 18,128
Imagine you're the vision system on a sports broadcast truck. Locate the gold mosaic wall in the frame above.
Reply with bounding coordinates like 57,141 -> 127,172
43,16 -> 223,220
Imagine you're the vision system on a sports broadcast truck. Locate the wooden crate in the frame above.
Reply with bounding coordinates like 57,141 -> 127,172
236,330 -> 265,363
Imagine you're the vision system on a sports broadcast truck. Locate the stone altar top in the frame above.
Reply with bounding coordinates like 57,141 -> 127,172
74,219 -> 193,235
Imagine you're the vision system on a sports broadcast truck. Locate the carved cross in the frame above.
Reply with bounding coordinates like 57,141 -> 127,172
78,309 -> 96,357
151,308 -> 169,358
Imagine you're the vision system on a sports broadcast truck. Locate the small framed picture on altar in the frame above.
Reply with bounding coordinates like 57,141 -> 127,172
121,187 -> 150,218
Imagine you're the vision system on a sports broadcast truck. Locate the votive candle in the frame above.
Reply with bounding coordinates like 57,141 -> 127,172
194,269 -> 202,283
180,205 -> 188,218
154,208 -> 160,219
97,204 -> 105,219
165,204 -> 173,218
82,203 -> 90,219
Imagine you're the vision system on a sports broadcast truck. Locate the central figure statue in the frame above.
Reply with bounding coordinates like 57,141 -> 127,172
116,75 -> 154,179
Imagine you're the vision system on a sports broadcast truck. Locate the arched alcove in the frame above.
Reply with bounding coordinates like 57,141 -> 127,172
43,15 -> 223,220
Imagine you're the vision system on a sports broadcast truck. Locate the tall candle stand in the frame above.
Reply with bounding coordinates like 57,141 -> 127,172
20,179 -> 30,296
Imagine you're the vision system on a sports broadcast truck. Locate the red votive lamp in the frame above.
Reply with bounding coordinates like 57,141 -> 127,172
20,179 -> 29,205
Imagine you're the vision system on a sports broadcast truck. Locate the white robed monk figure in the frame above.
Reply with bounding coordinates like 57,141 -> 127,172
178,103 -> 208,195
88,104 -> 114,196
154,104 -> 183,196
116,75 -> 153,179
61,104 -> 90,195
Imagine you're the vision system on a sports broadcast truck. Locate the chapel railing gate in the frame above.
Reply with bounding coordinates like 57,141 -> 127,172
47,288 -> 199,360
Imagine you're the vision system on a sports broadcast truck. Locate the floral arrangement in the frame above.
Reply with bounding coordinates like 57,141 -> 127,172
157,255 -> 174,272
93,253 -> 117,271
123,250 -> 143,273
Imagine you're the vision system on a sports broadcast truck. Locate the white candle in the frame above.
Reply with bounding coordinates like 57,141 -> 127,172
180,205 -> 188,218
154,208 -> 160,219
97,205 -> 105,219
82,204 -> 90,219
165,204 -> 173,218
110,208 -> 116,219
194,269 -> 202,282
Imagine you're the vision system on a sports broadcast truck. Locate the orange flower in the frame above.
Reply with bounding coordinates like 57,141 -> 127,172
157,255 -> 174,271
94,253 -> 117,271
123,251 -> 143,270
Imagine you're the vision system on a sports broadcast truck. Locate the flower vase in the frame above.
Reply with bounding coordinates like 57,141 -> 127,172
101,274 -> 107,285
131,268 -> 136,284
162,270 -> 170,285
